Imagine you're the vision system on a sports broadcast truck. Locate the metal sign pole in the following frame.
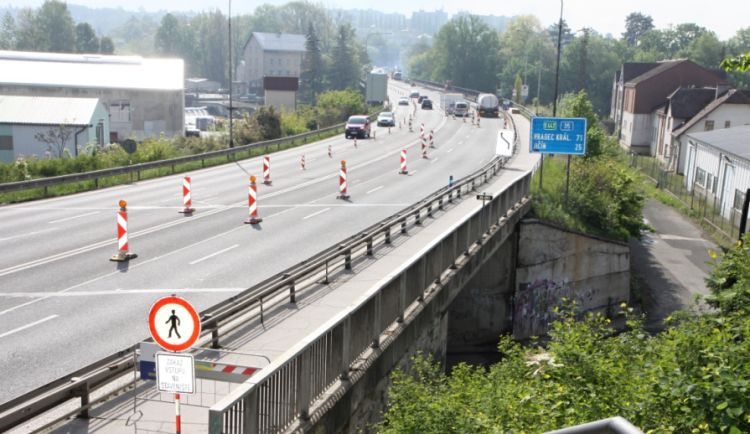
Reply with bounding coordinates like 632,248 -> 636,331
565,155 -> 571,212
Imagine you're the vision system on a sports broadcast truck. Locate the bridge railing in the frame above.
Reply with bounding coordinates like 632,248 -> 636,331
207,115 -> 527,434
0,109 -> 386,194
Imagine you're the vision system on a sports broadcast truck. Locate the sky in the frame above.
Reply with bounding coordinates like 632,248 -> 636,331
1,0 -> 748,41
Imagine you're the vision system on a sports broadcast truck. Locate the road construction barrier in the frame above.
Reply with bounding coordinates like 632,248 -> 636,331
373,131 -> 376,141
388,126 -> 391,134
337,160 -> 349,200
429,131 -> 434,148
245,176 -> 262,224
472,112 -> 475,125
328,145 -> 332,158
354,137 -> 358,148
301,155 -> 306,170
478,116 -> 481,128
399,150 -> 408,174
178,176 -> 195,213
422,136 -> 428,159
111,200 -> 137,262
409,118 -> 412,132
420,123 -> 424,138
263,156 -> 272,184
463,112 -> 466,123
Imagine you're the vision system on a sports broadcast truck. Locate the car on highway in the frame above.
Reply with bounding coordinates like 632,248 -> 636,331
345,115 -> 371,139
398,96 -> 409,105
421,99 -> 433,109
377,112 -> 395,127
409,90 -> 419,98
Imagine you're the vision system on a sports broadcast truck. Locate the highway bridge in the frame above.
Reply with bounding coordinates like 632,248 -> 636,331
0,81 -> 547,433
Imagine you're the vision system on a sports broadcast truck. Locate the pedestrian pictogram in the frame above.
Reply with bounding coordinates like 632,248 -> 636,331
148,296 -> 201,352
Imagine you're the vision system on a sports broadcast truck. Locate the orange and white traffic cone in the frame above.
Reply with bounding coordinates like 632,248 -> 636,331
178,176 -> 195,213
245,176 -> 262,224
399,149 -> 408,174
111,200 -> 137,261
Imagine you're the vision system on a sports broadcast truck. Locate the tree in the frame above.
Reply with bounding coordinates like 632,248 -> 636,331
328,23 -> 360,91
35,125 -> 73,158
0,11 -> 16,50
513,73 -> 522,104
249,4 -> 281,33
431,15 -> 500,92
304,22 -> 322,104
548,19 -> 573,51
622,12 -> 654,47
15,7 -> 38,51
202,10 -> 228,84
35,0 -> 76,53
100,36 -> 115,54
75,22 -> 99,54
681,32 -> 724,69
154,13 -> 183,56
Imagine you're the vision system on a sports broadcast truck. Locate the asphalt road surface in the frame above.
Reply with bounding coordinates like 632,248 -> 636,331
0,82 -> 509,405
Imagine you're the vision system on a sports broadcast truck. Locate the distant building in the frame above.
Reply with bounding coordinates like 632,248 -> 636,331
186,78 -> 221,93
453,11 -> 514,33
609,59 -> 727,155
346,9 -> 407,33
264,76 -> 299,112
409,8 -> 449,36
653,84 -> 750,173
0,95 -> 110,163
242,32 -> 306,94
0,51 -> 184,143
685,125 -> 750,225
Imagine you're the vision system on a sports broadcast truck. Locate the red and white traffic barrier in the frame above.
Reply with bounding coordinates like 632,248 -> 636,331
420,123 -> 425,138
429,131 -> 434,148
472,112 -> 475,125
373,131 -> 376,141
354,137 -> 358,148
328,145 -> 332,158
463,112 -> 466,123
175,394 -> 181,434
301,155 -> 306,170
245,176 -> 262,224
452,112 -> 455,120
263,156 -> 272,184
422,136 -> 428,159
399,149 -> 408,174
178,176 -> 195,213
477,116 -> 481,128
111,200 -> 137,261
337,160 -> 349,200
388,125 -> 391,134
198,362 -> 258,376
409,118 -> 412,132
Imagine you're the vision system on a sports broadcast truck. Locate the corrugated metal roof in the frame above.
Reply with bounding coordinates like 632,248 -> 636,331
0,95 -> 100,126
687,125 -> 750,162
0,50 -> 183,91
252,33 -> 306,52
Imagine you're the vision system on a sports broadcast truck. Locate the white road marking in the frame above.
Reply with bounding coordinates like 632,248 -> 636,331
411,170 -> 418,174
353,180 -> 361,183
48,211 -> 101,224
367,186 -> 384,194
0,289 -> 244,298
431,158 -> 439,163
447,149 -> 453,153
458,141 -> 463,145
659,234 -> 710,242
190,244 -> 240,265
0,228 -> 55,242
303,208 -> 330,219
307,159 -> 316,162
479,159 -> 485,165
0,315 -> 58,339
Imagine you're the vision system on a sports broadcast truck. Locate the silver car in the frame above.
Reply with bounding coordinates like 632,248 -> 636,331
377,112 -> 395,127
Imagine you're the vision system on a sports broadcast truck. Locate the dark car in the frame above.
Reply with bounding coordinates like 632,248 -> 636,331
421,99 -> 433,109
345,115 -> 371,139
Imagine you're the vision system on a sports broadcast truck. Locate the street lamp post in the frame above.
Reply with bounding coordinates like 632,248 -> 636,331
228,0 -> 234,148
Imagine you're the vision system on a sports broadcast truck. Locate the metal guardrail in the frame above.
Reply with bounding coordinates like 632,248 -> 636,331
205,114 -> 525,434
0,90 -> 520,434
543,417 -> 644,434
410,78 -> 482,102
0,109 -> 386,194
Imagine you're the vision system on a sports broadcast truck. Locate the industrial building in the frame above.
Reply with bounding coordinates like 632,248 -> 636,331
0,50 -> 184,143
0,95 -> 110,164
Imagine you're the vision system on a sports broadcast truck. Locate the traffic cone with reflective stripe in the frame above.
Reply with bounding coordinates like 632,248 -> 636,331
263,156 -> 272,184
245,176 -> 262,224
399,150 -> 408,174
178,176 -> 195,213
111,200 -> 137,261
337,160 -> 349,200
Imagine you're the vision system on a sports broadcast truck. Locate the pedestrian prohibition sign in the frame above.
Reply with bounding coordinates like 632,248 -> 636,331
148,296 -> 201,352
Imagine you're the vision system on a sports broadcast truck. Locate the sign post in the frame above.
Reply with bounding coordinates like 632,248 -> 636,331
148,296 -> 201,434
530,117 -> 588,210
521,85 -> 529,102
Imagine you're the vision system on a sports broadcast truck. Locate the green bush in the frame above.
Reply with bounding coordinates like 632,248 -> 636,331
705,234 -> 750,313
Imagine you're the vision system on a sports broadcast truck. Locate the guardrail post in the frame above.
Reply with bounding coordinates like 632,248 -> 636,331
371,292 -> 381,348
340,245 -> 352,269
71,379 -> 90,419
204,314 -> 221,349
137,171 -> 141,181
384,224 -> 392,244
401,218 -> 407,234
366,236 -> 374,256
397,273 -> 406,323
341,316 -> 351,380
285,274 -> 296,303
296,349 -> 311,420
438,196 -> 444,210
95,178 -> 98,189
415,209 -> 422,225
427,203 -> 433,217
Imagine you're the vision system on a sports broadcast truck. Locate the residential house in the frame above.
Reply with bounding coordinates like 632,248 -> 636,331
684,125 -> 750,227
264,76 -> 299,112
656,84 -> 750,173
242,33 -> 306,93
609,59 -> 726,154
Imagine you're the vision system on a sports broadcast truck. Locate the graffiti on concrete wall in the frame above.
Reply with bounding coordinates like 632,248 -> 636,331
513,279 -> 601,339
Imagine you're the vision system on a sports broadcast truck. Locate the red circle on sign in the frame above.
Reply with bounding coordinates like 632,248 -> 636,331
148,296 -> 201,352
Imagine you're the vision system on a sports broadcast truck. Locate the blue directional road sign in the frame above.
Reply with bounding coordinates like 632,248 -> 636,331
530,117 -> 587,155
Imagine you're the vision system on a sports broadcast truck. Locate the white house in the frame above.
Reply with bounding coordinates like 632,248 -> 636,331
242,33 -> 306,93
685,125 -> 750,226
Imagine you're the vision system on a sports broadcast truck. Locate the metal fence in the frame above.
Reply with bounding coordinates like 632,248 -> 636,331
0,109 -> 386,195
624,151 -> 749,242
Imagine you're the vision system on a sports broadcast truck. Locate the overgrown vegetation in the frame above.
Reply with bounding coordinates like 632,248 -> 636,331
530,92 -> 649,241
380,235 -> 750,433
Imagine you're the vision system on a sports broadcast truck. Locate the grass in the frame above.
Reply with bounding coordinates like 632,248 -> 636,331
0,127 -> 344,205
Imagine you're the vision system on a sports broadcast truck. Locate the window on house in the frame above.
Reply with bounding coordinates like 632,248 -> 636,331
110,101 -> 131,122
725,121 -> 731,128
735,189 -> 746,210
705,120 -> 714,131
286,70 -> 290,76
706,173 -> 713,192
695,168 -> 706,187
